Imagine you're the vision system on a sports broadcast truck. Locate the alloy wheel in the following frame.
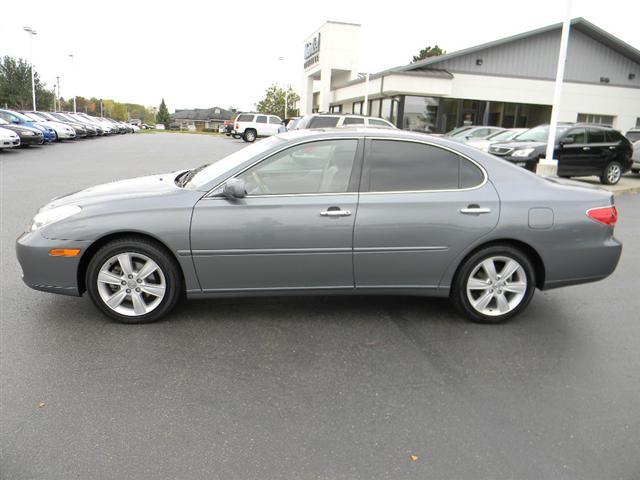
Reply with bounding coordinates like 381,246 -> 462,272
466,256 -> 527,317
96,252 -> 166,316
607,164 -> 621,184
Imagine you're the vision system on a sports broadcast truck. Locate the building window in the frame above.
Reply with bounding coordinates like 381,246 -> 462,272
368,99 -> 380,117
329,105 -> 342,113
403,96 -> 439,133
577,113 -> 615,126
352,101 -> 363,115
636,117 -> 640,128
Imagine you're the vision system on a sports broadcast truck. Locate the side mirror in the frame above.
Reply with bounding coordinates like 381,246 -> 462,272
222,178 -> 246,198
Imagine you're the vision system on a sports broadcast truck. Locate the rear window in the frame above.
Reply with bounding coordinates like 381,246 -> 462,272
308,116 -> 340,128
237,114 -> 253,122
626,131 -> 640,142
607,130 -> 625,142
369,119 -> 392,127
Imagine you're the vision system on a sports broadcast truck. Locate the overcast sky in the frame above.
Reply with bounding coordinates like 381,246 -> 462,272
1,0 -> 638,113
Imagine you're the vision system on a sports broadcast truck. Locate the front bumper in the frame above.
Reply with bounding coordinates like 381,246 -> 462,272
16,230 -> 91,297
1,138 -> 20,147
19,134 -> 45,145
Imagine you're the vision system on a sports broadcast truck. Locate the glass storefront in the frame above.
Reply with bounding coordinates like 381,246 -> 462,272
402,96 -> 439,133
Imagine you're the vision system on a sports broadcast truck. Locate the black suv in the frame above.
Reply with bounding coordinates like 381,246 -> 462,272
489,123 -> 633,184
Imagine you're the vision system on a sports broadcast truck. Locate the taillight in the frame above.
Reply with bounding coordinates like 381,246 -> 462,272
587,206 -> 617,227
235,124 -> 239,129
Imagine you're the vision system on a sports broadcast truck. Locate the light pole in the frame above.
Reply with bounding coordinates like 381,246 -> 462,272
23,26 -> 37,111
68,54 -> 76,113
278,57 -> 288,119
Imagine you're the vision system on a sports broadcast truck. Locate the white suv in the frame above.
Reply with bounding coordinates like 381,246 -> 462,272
293,114 -> 397,130
233,113 -> 282,142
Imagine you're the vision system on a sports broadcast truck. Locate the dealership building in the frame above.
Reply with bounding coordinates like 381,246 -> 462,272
300,19 -> 640,133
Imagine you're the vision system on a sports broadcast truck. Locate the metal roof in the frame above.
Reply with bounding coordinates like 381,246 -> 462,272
398,17 -> 640,73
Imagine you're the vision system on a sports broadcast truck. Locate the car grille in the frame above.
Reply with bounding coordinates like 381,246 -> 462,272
489,146 -> 513,156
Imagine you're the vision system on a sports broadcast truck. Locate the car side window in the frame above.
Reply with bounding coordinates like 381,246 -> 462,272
236,114 -> 253,122
256,116 -> 267,124
343,117 -> 365,125
268,116 -> 281,124
588,129 -> 606,143
368,119 -> 391,127
563,128 -> 586,144
236,140 -> 359,195
364,140 -> 483,192
468,128 -> 490,138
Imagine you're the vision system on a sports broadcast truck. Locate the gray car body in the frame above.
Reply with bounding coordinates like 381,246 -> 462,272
17,128 -> 622,301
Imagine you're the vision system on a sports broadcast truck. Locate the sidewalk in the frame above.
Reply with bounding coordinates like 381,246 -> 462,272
572,173 -> 640,196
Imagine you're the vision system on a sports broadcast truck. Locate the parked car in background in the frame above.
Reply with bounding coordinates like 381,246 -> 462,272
466,128 -> 527,152
49,112 -> 98,136
278,117 -> 302,133
631,140 -> 640,173
624,128 -> 640,143
223,120 -> 234,136
0,109 -> 56,143
489,123 -> 633,184
444,125 -> 506,144
0,118 -> 44,146
293,113 -> 396,130
233,113 -> 282,142
21,111 -> 77,140
16,129 -> 622,325
36,111 -> 88,138
0,124 -> 21,149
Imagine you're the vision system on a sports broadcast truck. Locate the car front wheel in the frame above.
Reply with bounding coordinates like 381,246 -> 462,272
86,237 -> 182,324
452,245 -> 536,324
601,161 -> 622,185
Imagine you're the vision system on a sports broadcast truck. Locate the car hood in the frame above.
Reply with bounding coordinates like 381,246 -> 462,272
43,171 -> 189,210
492,141 -> 546,149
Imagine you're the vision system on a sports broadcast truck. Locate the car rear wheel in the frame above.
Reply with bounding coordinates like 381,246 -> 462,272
452,245 -> 536,324
243,129 -> 257,142
86,237 -> 182,324
601,161 -> 622,185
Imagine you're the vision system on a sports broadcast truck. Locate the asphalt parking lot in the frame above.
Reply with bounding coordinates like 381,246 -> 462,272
1,133 -> 639,480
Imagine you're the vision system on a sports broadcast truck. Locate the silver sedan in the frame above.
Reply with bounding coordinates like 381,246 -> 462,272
16,129 -> 622,324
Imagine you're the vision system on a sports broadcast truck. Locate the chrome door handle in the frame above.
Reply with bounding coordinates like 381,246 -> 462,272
320,209 -> 352,217
582,146 -> 591,151
460,207 -> 491,214
609,146 -> 616,150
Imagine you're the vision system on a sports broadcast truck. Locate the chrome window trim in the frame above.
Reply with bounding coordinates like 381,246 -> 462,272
203,135 -> 488,199
204,136 -> 362,199
360,137 -> 488,194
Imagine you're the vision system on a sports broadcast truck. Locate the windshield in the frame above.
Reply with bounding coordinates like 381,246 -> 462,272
444,126 -> 472,137
187,136 -> 285,189
6,111 -> 34,122
486,130 -> 517,141
23,112 -> 46,121
515,125 -> 569,142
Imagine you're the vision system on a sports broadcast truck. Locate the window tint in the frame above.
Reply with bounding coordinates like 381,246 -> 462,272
368,119 -> 391,127
237,140 -> 358,195
588,128 -> 606,143
236,114 -> 254,122
607,130 -> 625,142
366,140 -> 483,192
564,128 -> 586,143
308,116 -> 340,128
256,115 -> 267,124
268,116 -> 281,124
343,117 -> 364,125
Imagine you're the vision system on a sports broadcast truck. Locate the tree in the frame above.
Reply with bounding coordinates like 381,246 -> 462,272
411,45 -> 446,63
156,98 -> 171,128
0,56 -> 55,110
255,84 -> 300,119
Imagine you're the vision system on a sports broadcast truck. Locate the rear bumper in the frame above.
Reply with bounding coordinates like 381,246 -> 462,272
16,231 -> 90,297
542,235 -> 622,290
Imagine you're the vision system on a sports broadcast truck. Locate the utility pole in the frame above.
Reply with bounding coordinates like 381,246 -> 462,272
55,76 -> 60,111
23,27 -> 37,111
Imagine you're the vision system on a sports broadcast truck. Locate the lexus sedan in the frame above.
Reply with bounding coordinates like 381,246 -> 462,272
17,129 -> 622,324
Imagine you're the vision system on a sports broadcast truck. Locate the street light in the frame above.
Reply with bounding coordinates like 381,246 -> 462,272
278,56 -> 288,120
68,54 -> 76,113
23,26 -> 37,111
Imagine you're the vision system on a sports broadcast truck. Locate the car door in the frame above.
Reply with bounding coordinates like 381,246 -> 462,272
587,128 -> 617,171
557,127 -> 597,176
268,116 -> 282,135
354,138 -> 500,290
255,115 -> 268,136
190,138 -> 363,292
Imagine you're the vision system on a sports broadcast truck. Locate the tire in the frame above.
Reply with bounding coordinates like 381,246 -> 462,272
85,237 -> 182,324
451,245 -> 536,324
243,129 -> 257,142
601,161 -> 622,185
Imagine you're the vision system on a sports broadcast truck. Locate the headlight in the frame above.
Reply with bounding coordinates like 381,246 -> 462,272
511,148 -> 535,157
31,205 -> 82,231
19,130 -> 35,136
